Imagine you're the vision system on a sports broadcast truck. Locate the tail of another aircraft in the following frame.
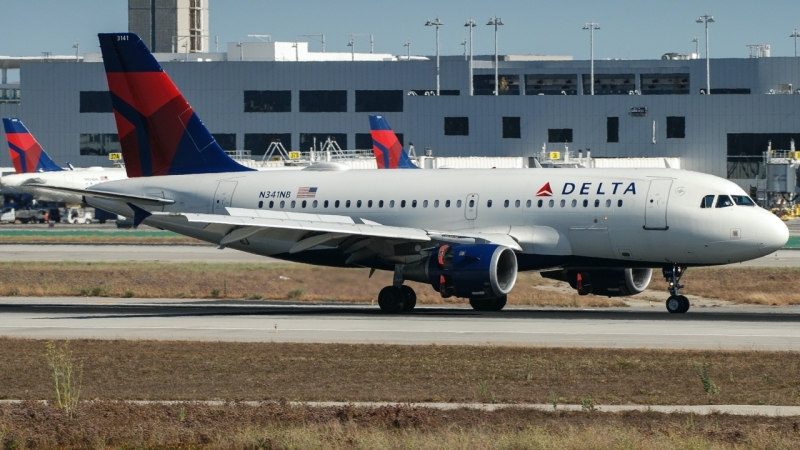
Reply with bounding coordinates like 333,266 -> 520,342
3,118 -> 62,173
369,115 -> 418,169
97,33 -> 253,177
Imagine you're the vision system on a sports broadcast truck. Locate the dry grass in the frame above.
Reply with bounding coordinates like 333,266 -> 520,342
1,339 -> 800,406
0,261 -> 624,307
0,401 -> 798,449
651,267 -> 800,306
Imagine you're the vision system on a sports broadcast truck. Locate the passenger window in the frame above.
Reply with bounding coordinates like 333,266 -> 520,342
379,200 -> 384,208
313,200 -> 318,208
594,199 -> 599,207
301,200 -> 307,208
700,195 -> 715,208
269,201 -> 274,208
368,200 -> 372,208
412,200 -> 417,208
390,200 -> 395,208
401,200 -> 406,208
583,199 -> 588,207
526,200 -> 531,207
549,199 -> 554,207
716,195 -> 734,208
457,200 -> 462,207
291,200 -> 296,208
258,201 -> 263,208
335,200 -> 340,208
469,199 -> 475,207
515,200 -> 521,208
487,200 -> 493,207
423,200 -> 428,208
324,200 -> 328,208
571,199 -> 577,207
731,195 -> 755,206
434,200 -> 439,208
537,199 -> 543,207
560,199 -> 565,207
280,200 -> 285,208
605,199 -> 611,207
617,200 -> 623,207
446,200 -> 451,207
356,200 -> 362,208
504,200 -> 509,208
346,200 -> 351,208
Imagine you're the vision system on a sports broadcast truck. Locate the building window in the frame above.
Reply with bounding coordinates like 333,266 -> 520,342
79,133 -> 120,156
355,90 -> 403,112
299,90 -> 347,112
548,128 -> 573,143
607,117 -> 619,143
582,74 -> 635,95
355,132 -> 403,150
502,117 -> 521,139
79,91 -> 112,113
244,90 -> 291,112
244,133 -> 291,156
444,117 -> 469,136
524,74 -> 578,96
726,133 -> 800,178
640,73 -> 689,95
711,88 -> 751,95
299,133 -> 346,151
666,116 -> 685,139
473,74 -> 520,95
212,133 -> 236,151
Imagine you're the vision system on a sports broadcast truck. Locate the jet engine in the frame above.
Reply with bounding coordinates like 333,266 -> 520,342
541,268 -> 652,297
403,244 -> 518,299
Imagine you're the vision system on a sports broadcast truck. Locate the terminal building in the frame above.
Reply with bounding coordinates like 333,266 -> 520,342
0,0 -> 798,193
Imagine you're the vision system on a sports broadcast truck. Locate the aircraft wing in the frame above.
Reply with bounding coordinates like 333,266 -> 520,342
146,207 -> 521,264
28,185 -> 175,206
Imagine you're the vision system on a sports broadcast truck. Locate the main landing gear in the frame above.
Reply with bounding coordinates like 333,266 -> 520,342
378,285 -> 417,313
469,296 -> 508,312
662,265 -> 690,314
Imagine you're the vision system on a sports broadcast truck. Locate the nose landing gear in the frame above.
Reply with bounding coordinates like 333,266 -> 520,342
662,265 -> 689,313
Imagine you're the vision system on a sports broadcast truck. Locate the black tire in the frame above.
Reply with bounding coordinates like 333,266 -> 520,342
469,298 -> 487,311
486,295 -> 507,311
677,295 -> 690,313
470,296 -> 507,312
399,285 -> 416,312
666,295 -> 682,313
378,286 -> 405,313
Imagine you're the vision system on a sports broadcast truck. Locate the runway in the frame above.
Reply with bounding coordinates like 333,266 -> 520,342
1,244 -> 799,266
1,298 -> 798,350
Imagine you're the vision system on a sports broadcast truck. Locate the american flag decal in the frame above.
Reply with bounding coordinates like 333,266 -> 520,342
297,187 -> 318,198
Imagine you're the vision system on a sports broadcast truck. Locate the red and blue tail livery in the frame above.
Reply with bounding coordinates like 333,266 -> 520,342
98,33 -> 253,177
369,115 -> 418,169
3,118 -> 62,173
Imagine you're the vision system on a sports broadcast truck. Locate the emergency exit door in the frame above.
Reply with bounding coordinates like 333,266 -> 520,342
213,181 -> 238,214
644,179 -> 672,230
464,194 -> 479,220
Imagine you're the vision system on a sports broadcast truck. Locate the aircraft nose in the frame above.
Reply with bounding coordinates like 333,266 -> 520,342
756,211 -> 789,255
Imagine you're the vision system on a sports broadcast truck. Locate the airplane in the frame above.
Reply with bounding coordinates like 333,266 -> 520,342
1,118 -> 128,203
369,115 -> 418,169
47,32 -> 789,315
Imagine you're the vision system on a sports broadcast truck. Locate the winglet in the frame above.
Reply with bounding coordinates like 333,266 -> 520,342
98,33 -> 254,177
368,115 -> 418,169
126,202 -> 152,228
3,118 -> 63,173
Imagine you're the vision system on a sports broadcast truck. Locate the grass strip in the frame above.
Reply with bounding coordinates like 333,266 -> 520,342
1,401 -> 798,449
1,339 -> 799,406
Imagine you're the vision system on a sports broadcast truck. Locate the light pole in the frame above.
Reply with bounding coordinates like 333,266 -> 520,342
465,18 -> 476,96
487,16 -> 504,96
425,16 -> 444,95
347,37 -> 354,61
696,13 -> 714,95
791,28 -> 800,57
582,20 -> 600,95
72,40 -> 80,61
460,38 -> 467,60
404,39 -> 411,60
692,35 -> 699,57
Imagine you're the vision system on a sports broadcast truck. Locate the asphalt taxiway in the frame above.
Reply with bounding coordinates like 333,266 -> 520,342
0,298 -> 798,350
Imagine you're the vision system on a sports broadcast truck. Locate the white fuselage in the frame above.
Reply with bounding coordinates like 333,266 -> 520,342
87,167 -> 788,270
1,167 -> 128,203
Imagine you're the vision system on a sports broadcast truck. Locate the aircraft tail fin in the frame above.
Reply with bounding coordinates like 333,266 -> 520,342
368,115 -> 418,169
3,118 -> 62,173
97,33 -> 253,177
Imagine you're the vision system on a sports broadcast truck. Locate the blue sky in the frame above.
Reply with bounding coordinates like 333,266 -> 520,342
0,0 -> 798,59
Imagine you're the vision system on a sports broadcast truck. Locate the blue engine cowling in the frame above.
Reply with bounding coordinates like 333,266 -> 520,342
403,244 -> 518,299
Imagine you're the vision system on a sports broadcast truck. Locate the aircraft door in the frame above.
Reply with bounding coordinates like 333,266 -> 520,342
644,179 -> 672,230
464,194 -> 479,220
213,181 -> 238,214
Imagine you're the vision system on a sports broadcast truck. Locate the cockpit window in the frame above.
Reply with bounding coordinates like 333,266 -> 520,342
715,195 -> 734,208
700,195 -> 715,208
731,195 -> 755,206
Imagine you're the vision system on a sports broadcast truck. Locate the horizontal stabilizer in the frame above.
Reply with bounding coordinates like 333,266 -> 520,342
29,184 -> 175,206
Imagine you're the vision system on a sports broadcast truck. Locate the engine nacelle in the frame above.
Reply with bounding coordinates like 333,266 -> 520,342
541,268 -> 652,297
402,244 -> 518,299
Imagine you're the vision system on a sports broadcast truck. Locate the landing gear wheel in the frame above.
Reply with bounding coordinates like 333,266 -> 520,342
677,295 -> 690,313
399,285 -> 417,312
666,295 -> 682,314
378,286 -> 405,314
469,296 -> 507,312
662,265 -> 689,314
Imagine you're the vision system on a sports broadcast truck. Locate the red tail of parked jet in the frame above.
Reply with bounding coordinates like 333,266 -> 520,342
97,33 -> 253,177
3,118 -> 62,173
368,115 -> 418,169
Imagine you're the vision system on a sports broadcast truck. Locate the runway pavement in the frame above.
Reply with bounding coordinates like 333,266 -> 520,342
1,244 -> 799,266
1,297 -> 798,350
